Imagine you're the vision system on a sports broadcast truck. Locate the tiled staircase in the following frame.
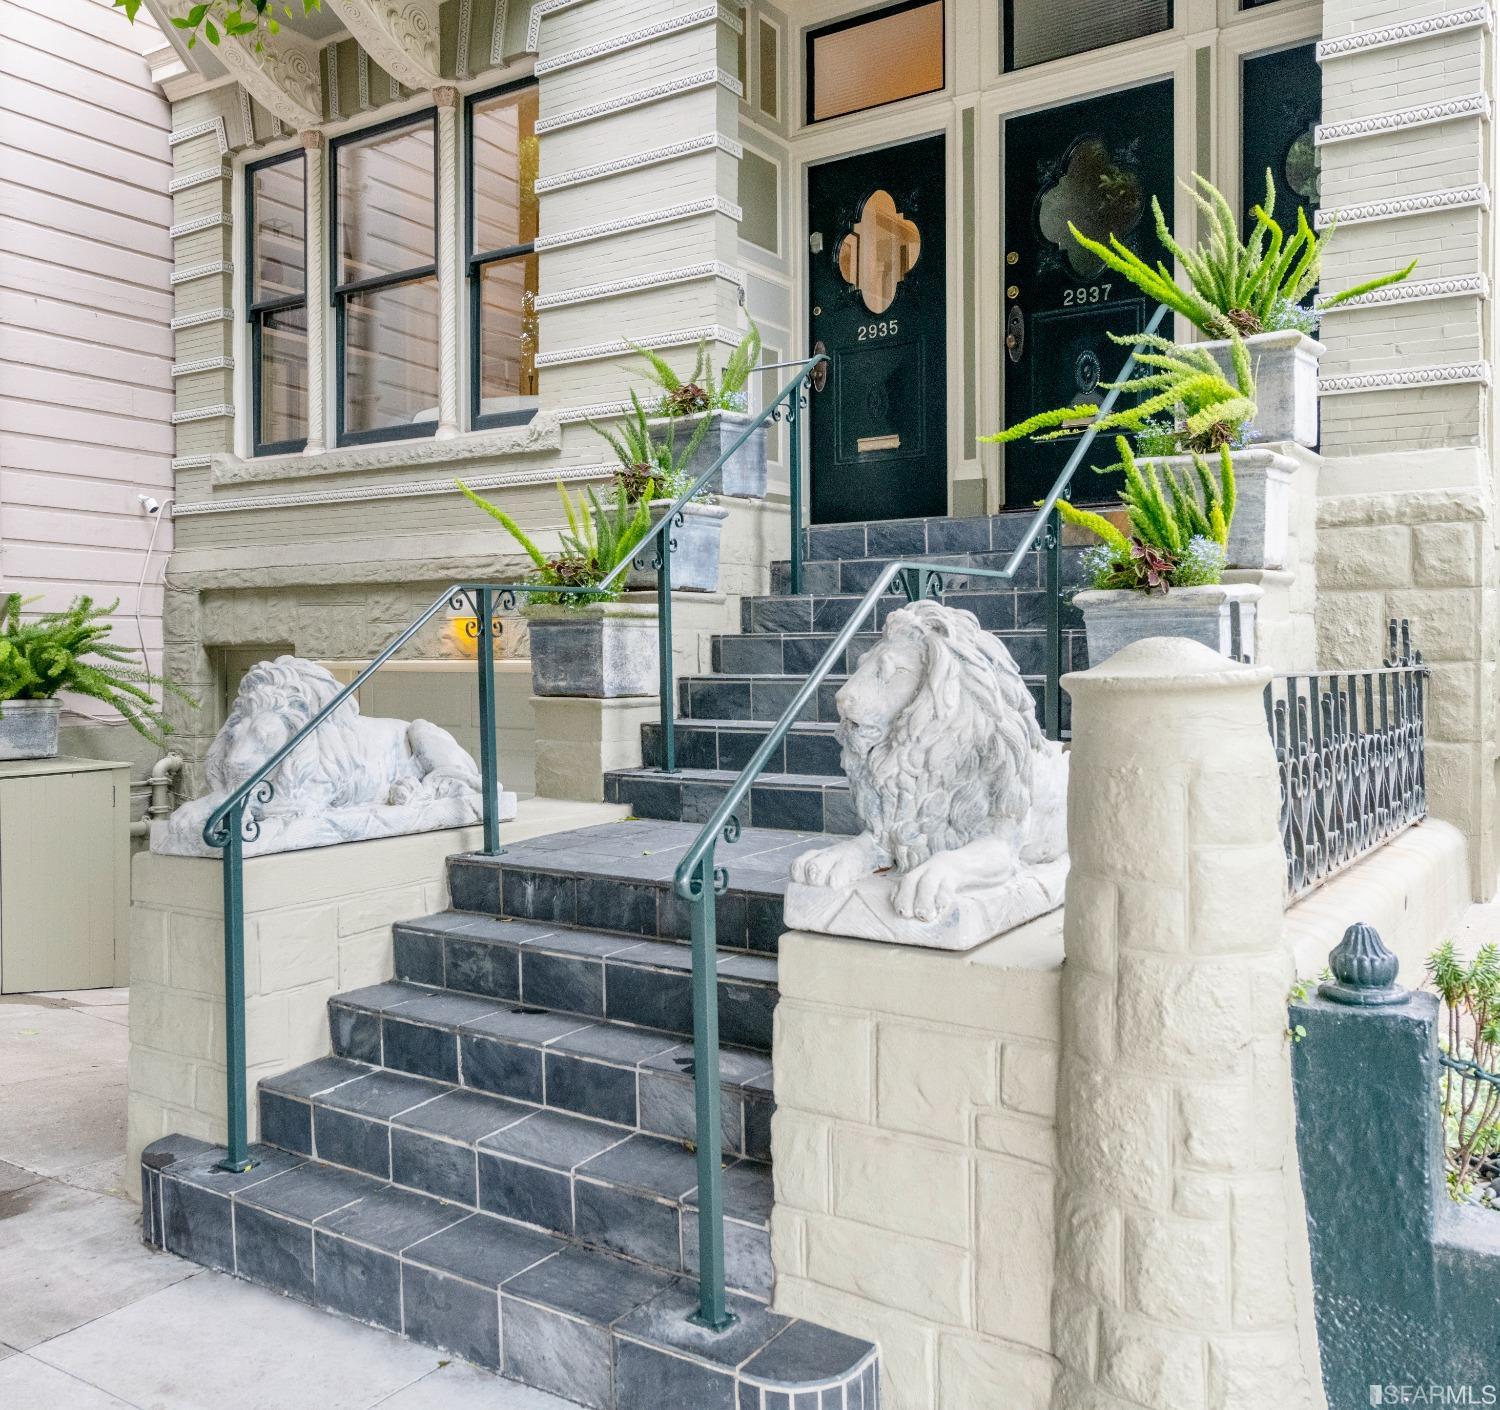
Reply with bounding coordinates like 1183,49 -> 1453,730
141,819 -> 877,1410
605,509 -> 1086,827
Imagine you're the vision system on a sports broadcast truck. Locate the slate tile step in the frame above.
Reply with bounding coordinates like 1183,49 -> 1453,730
797,505 -> 1072,562
448,818 -> 831,955
606,767 -> 858,837
319,974 -> 774,1152
142,1135 -> 878,1409
252,1064 -> 775,1297
389,907 -> 779,1051
711,626 -> 1086,680
769,545 -> 1090,596
640,718 -> 844,777
740,583 -> 1084,637
678,671 -> 1057,725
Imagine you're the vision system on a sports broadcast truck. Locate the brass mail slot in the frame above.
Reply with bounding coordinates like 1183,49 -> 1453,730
857,433 -> 901,453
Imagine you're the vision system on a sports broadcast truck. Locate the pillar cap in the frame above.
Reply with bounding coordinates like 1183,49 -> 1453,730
1318,922 -> 1407,1006
1063,636 -> 1271,697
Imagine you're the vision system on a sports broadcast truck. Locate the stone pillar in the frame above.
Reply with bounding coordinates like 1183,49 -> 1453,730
432,86 -> 461,439
1053,638 -> 1317,1409
300,130 -> 327,455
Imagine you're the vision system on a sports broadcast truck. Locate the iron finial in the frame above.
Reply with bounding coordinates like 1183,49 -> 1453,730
1318,922 -> 1406,1006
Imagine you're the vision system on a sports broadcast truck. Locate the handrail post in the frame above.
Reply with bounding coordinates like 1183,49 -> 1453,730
217,801 -> 254,1173
1044,506 -> 1063,742
688,851 -> 732,1331
476,587 -> 502,856
657,527 -> 678,775
788,391 -> 804,598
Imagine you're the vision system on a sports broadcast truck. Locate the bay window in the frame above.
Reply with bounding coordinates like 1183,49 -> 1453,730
467,80 -> 539,429
330,111 -> 439,445
246,151 -> 308,455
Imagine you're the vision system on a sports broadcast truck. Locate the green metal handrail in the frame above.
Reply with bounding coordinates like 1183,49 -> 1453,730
671,304 -> 1170,1330
202,354 -> 827,1174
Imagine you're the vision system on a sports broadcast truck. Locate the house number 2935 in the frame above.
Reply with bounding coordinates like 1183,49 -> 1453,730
856,319 -> 898,340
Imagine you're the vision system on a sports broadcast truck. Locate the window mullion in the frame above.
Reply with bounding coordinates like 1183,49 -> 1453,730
302,130 -> 329,455
435,86 -> 462,438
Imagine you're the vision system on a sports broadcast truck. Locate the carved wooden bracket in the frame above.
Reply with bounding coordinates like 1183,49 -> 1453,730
162,1 -> 323,129
323,0 -> 444,91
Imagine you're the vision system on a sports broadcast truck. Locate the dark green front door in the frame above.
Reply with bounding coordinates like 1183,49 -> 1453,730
807,134 -> 947,524
1241,43 -> 1321,233
1002,81 -> 1174,507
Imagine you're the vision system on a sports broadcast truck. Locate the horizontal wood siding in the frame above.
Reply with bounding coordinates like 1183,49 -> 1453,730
0,0 -> 174,712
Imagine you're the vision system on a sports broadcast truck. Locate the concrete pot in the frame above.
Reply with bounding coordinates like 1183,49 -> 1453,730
1075,584 -> 1264,666
678,410 -> 768,499
1201,330 -> 1323,449
622,500 -> 727,592
0,698 -> 62,760
1138,449 -> 1296,571
524,602 -> 659,698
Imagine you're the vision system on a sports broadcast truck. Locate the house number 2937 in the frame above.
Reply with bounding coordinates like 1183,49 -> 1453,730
856,319 -> 898,340
1062,284 -> 1113,306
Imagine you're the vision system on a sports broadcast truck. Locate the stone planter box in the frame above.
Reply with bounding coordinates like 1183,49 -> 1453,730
524,601 -> 659,698
0,699 -> 62,760
1202,329 -> 1323,449
1075,583 -> 1263,666
1139,449 -> 1296,571
678,410 -> 768,499
622,500 -> 727,592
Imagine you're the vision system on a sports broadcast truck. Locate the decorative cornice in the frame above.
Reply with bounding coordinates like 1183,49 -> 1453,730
1317,6 -> 1492,62
170,212 -> 232,239
1316,94 -> 1489,146
170,307 -> 234,330
180,461 -> 611,516
527,0 -> 594,52
534,195 -> 741,251
213,417 -> 565,486
171,261 -> 234,286
535,69 -> 742,134
172,454 -> 215,471
171,356 -> 236,377
1316,184 -> 1489,230
169,164 -> 230,193
169,117 -> 228,155
535,323 -> 741,368
324,0 -> 443,91
1319,273 -> 1490,314
536,7 -> 725,75
172,403 -> 236,423
162,0 -> 321,128
535,132 -> 742,193
534,260 -> 742,311
1320,363 -> 1492,396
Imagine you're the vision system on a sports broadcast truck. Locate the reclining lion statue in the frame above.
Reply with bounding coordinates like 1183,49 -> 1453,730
786,600 -> 1068,948
155,656 -> 512,856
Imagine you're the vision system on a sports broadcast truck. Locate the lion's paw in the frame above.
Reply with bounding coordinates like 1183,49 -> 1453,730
791,837 -> 877,889
892,854 -> 966,923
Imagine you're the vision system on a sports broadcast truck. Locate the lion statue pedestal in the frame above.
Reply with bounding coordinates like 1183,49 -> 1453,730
783,600 -> 1068,951
153,656 -> 514,857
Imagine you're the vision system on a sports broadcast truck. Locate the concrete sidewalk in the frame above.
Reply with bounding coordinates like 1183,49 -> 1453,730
0,988 -> 572,1409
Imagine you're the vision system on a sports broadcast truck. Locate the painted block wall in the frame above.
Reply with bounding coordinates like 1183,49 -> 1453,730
0,0 -> 175,760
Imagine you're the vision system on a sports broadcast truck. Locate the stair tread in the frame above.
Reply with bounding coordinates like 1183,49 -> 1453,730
610,765 -> 847,790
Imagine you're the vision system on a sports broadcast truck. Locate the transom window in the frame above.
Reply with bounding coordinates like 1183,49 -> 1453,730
467,80 -> 539,430
330,111 -> 439,446
1003,0 -> 1171,72
246,151 -> 307,456
806,0 -> 944,124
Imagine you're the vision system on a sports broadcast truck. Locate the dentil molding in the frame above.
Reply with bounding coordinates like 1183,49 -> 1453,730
534,68 -> 743,134
1315,184 -> 1489,230
1317,6 -> 1492,61
533,195 -> 741,252
1315,94 -> 1489,146
536,7 -> 733,75
535,133 -> 742,194
534,323 -> 743,368
1318,274 -> 1490,314
534,260 -> 743,311
1319,363 -> 1492,396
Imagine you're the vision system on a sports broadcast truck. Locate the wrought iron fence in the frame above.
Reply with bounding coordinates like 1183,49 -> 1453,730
1266,619 -> 1428,899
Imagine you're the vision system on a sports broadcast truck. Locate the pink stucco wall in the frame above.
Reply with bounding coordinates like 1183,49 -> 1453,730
0,0 -> 174,709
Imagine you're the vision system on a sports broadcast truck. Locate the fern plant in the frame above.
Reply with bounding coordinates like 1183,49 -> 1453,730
1061,436 -> 1235,593
588,390 -> 712,503
457,479 -> 653,605
1427,940 -> 1500,1199
0,594 -> 193,743
1069,169 -> 1417,338
984,331 -> 1257,456
631,320 -> 762,416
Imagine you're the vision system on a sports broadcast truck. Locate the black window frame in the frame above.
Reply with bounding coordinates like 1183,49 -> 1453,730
805,0 -> 946,127
245,148 -> 309,457
465,76 -> 540,432
1002,0 -> 1174,74
329,106 -> 440,448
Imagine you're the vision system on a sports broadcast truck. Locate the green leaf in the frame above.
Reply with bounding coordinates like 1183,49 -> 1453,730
188,2 -> 209,21
204,18 -> 220,42
267,17 -> 279,32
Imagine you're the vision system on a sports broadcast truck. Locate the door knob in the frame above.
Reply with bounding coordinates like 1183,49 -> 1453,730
1006,305 -> 1024,364
811,341 -> 828,392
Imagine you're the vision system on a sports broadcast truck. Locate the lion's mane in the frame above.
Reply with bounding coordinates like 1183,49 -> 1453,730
841,601 -> 1045,873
